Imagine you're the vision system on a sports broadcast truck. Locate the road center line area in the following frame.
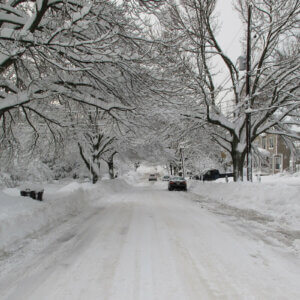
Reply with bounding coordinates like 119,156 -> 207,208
0,186 -> 299,300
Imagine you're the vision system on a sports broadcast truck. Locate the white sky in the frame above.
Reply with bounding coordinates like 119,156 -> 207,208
216,0 -> 244,63
215,0 -> 244,107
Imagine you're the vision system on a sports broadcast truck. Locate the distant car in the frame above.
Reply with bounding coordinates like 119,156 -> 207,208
162,175 -> 170,181
168,176 -> 187,191
148,174 -> 158,181
201,169 -> 220,181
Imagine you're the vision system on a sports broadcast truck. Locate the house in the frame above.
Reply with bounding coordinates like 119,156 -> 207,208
290,141 -> 300,173
254,133 -> 299,174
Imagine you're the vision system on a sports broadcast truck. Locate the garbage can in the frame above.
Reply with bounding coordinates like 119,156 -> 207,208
20,188 -> 44,201
30,190 -> 36,199
37,191 -> 44,201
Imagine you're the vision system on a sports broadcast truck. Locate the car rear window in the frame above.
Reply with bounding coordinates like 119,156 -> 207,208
172,177 -> 185,180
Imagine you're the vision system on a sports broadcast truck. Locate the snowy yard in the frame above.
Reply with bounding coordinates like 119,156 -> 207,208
0,174 -> 299,299
190,173 -> 300,253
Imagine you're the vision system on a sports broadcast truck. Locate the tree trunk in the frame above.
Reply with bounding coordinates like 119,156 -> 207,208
108,161 -> 114,179
231,148 -> 246,182
106,151 -> 117,179
78,142 -> 100,184
92,160 -> 101,184
88,160 -> 101,184
92,172 -> 99,184
174,166 -> 178,175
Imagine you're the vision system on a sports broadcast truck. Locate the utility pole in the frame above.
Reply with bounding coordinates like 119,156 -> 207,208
180,147 -> 185,178
246,4 -> 252,182
89,157 -> 92,182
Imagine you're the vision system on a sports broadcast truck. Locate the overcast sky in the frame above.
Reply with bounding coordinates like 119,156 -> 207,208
214,0 -> 244,106
216,0 -> 244,62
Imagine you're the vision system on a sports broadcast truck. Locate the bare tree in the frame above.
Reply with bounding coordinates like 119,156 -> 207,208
0,0 -> 157,124
0,0 -> 168,176
158,0 -> 300,181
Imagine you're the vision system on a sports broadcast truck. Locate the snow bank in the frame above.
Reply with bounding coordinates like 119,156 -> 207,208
0,179 -> 130,252
190,173 -> 300,231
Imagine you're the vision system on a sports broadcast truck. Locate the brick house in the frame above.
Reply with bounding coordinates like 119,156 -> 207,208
254,133 -> 299,174
290,141 -> 300,173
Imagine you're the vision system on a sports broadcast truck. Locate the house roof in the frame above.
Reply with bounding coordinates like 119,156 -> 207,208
257,147 -> 270,157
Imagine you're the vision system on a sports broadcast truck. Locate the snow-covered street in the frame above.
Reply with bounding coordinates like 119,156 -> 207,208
1,182 -> 299,300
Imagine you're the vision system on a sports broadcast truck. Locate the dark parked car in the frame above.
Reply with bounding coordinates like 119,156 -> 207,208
201,169 -> 233,181
168,176 -> 187,191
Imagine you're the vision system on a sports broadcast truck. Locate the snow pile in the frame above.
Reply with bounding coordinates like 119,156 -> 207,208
93,179 -> 131,195
190,173 -> 300,231
0,179 -> 130,252
123,170 -> 148,186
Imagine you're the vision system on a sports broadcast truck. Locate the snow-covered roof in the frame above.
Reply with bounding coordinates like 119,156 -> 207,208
257,147 -> 270,157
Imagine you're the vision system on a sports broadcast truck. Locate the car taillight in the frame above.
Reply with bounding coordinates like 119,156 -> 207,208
170,181 -> 174,184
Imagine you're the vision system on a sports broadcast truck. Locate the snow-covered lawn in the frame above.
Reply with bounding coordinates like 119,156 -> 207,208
190,172 -> 300,253
0,179 -> 130,252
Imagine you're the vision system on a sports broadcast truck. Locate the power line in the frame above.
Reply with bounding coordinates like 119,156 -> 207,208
224,26 -> 244,54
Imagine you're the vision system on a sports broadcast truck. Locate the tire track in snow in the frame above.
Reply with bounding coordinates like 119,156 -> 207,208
1,187 -> 300,299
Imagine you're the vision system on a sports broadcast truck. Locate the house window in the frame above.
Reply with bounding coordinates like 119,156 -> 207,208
262,137 -> 266,149
269,136 -> 274,149
274,156 -> 281,170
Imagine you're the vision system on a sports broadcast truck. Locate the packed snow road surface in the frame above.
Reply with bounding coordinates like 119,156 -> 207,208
0,185 -> 299,299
